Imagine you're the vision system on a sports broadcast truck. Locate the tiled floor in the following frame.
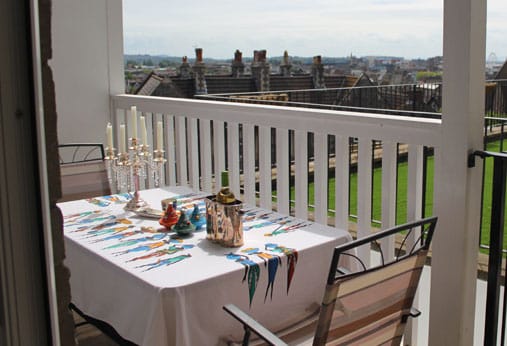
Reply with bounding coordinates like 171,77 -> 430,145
73,311 -> 119,346
415,264 -> 502,345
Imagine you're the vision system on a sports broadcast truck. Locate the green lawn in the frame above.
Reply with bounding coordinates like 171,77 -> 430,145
287,140 -> 506,250
301,158 -> 434,225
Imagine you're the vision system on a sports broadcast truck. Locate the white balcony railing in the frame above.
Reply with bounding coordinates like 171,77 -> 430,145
112,94 -> 442,261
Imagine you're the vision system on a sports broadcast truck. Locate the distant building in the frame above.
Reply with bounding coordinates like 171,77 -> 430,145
134,49 -> 372,98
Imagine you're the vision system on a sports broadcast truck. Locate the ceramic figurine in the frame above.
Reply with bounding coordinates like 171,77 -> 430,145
172,209 -> 196,236
189,204 -> 206,230
159,202 -> 179,229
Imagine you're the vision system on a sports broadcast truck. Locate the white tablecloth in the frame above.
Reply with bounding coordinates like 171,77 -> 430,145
59,187 -> 352,346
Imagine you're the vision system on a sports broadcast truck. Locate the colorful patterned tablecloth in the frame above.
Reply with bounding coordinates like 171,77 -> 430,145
59,186 -> 353,346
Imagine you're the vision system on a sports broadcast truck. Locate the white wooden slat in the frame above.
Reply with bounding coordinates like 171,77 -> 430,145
259,126 -> 272,209
357,137 -> 372,264
213,120 -> 225,190
138,112 -> 149,189
164,114 -> 176,186
227,122 -> 241,198
147,113 -> 164,187
174,115 -> 187,186
404,144 -> 424,346
334,135 -> 349,231
243,124 -> 256,206
128,106 -> 136,140
114,108 -> 125,155
380,141 -> 397,261
295,130 -> 308,219
199,119 -> 212,193
187,117 -> 200,190
109,108 -> 125,194
314,133 -> 328,225
276,128 -> 290,215
406,144 -> 424,246
145,112 -> 154,149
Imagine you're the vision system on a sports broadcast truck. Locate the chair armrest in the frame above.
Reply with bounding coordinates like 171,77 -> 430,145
402,307 -> 422,323
223,304 -> 288,346
409,307 -> 421,318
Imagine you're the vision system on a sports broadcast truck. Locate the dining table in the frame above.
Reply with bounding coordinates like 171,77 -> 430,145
59,186 -> 353,345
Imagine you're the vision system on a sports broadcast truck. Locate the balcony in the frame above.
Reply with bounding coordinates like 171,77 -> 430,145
108,89 -> 504,345
1,0 -> 494,345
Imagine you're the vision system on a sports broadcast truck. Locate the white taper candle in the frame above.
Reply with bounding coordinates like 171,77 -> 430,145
120,124 -> 126,154
140,116 -> 147,146
106,122 -> 113,149
131,106 -> 137,139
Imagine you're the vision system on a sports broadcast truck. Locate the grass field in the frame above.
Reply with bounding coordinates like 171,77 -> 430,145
287,140 -> 506,250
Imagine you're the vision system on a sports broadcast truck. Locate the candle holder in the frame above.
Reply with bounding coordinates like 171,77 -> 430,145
105,138 -> 167,211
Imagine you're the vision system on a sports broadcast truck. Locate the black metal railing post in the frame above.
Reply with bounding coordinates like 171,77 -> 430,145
470,150 -> 507,346
485,155 -> 506,346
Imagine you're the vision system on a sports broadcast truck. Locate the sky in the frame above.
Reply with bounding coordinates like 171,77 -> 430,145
123,0 -> 507,60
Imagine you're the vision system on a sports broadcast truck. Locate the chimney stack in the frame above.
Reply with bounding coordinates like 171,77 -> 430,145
192,48 -> 207,94
231,49 -> 245,77
179,56 -> 192,79
280,50 -> 292,76
251,49 -> 270,91
311,55 -> 326,89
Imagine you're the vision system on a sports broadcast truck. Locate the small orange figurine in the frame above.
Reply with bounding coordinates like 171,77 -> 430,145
159,202 -> 179,229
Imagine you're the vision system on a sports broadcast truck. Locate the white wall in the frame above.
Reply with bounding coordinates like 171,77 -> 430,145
50,0 -> 124,145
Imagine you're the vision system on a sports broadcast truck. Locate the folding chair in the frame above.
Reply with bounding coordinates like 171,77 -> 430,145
223,216 -> 437,346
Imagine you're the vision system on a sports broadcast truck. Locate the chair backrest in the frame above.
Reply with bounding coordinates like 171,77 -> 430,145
58,143 -> 110,201
58,143 -> 105,165
313,216 -> 437,346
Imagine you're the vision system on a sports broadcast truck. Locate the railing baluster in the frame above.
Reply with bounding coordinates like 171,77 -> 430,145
145,112 -> 154,151
213,120 -> 225,190
357,137 -> 372,263
243,124 -> 256,205
143,112 -> 153,188
187,117 -> 199,190
199,119 -> 212,193
276,128 -> 290,215
405,144 -> 425,346
109,108 -> 125,193
314,132 -> 328,225
174,115 -> 187,186
407,144 -> 424,244
228,122 -> 240,198
380,140 -> 397,261
334,135 -> 349,230
164,114 -> 176,186
259,126 -> 272,209
295,130 -> 308,219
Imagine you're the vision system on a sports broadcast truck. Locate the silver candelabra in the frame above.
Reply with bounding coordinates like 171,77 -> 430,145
105,137 -> 166,211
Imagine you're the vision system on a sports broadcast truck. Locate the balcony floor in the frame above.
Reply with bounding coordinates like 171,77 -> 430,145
416,264 -> 502,346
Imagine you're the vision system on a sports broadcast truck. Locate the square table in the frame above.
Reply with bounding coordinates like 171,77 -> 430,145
59,186 -> 353,345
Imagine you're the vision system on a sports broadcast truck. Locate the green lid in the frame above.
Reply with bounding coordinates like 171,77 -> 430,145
221,170 -> 229,187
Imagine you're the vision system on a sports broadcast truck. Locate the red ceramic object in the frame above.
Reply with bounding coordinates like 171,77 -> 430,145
159,203 -> 179,229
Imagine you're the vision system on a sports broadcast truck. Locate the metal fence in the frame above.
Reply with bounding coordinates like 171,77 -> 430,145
469,149 -> 507,346
199,79 -> 507,120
